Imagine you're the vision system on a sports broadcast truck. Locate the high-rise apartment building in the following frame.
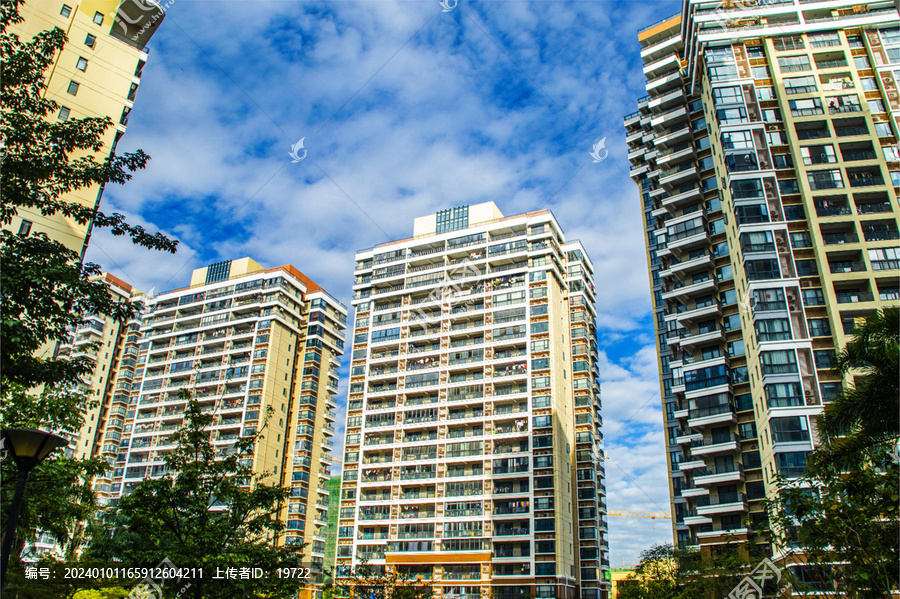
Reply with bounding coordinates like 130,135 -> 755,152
336,202 -> 609,599
26,273 -> 145,559
7,0 -> 164,255
54,273 -> 144,463
95,258 -> 346,573
625,0 -> 899,566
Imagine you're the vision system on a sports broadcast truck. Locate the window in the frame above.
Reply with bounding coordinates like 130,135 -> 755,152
773,35 -> 804,52
808,31 -> 840,48
58,106 -> 71,120
784,75 -> 817,95
808,318 -> 831,337
761,350 -> 798,375
67,81 -> 79,95
85,34 -> 96,48
93,11 -> 104,25
749,65 -> 768,79
762,108 -> 781,122
802,288 -> 824,306
874,122 -> 893,137
853,55 -> 871,70
756,86 -> 776,100
709,65 -> 739,82
773,154 -> 793,169
807,169 -> 844,190
721,130 -> 753,150
778,55 -> 811,72
745,259 -> 780,281
735,203 -> 768,224
793,259 -> 816,277
436,206 -> 469,234
747,45 -> 765,58
867,99 -> 886,114
716,106 -> 748,124
765,382 -> 802,408
712,86 -> 743,106
75,56 -> 89,71
756,318 -> 792,342
868,247 -> 900,270
767,130 -> 788,146
789,98 -> 823,116
783,204 -> 805,221
861,77 -> 879,91
17,220 -> 32,236
60,4 -> 72,17
790,231 -> 812,248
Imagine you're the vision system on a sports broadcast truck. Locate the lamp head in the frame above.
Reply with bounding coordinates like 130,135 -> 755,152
1,429 -> 68,473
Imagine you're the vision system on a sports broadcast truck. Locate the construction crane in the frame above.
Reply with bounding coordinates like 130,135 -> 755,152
607,511 -> 671,520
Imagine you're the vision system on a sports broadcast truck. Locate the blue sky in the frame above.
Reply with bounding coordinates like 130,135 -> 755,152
85,0 -> 682,566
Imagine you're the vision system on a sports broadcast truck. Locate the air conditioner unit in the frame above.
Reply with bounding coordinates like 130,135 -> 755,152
779,246 -> 789,253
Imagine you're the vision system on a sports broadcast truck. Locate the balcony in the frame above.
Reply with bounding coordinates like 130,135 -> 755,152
678,325 -> 725,350
643,54 -> 681,78
822,232 -> 858,245
679,459 -> 706,471
829,261 -> 866,274
661,277 -> 717,302
696,493 -> 747,516
836,291 -> 875,304
693,464 -> 744,486
659,164 -> 699,188
687,403 -> 736,428
647,70 -> 682,94
653,124 -> 691,148
690,433 -> 740,457
649,87 -> 686,113
661,186 -> 703,209
675,430 -> 702,445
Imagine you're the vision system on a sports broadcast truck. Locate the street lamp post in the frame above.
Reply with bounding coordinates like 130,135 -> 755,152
0,429 -> 68,585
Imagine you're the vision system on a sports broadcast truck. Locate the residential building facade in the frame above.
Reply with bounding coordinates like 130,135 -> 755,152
95,258 -> 346,574
7,0 -> 164,255
336,202 -> 610,599
625,0 -> 899,568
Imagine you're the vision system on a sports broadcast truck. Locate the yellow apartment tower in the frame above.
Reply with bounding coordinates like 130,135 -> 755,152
7,0 -> 164,255
625,0 -> 899,577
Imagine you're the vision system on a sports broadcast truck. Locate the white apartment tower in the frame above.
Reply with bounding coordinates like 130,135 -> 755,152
336,203 -> 610,599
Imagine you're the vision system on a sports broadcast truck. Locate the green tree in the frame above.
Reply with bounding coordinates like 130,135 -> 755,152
1,0 -> 176,390
617,542 -> 787,599
0,0 -> 175,564
85,398 -> 307,599
616,543 -> 678,599
333,562 -> 434,599
763,308 -> 900,598
765,460 -> 899,598
812,306 -> 899,469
